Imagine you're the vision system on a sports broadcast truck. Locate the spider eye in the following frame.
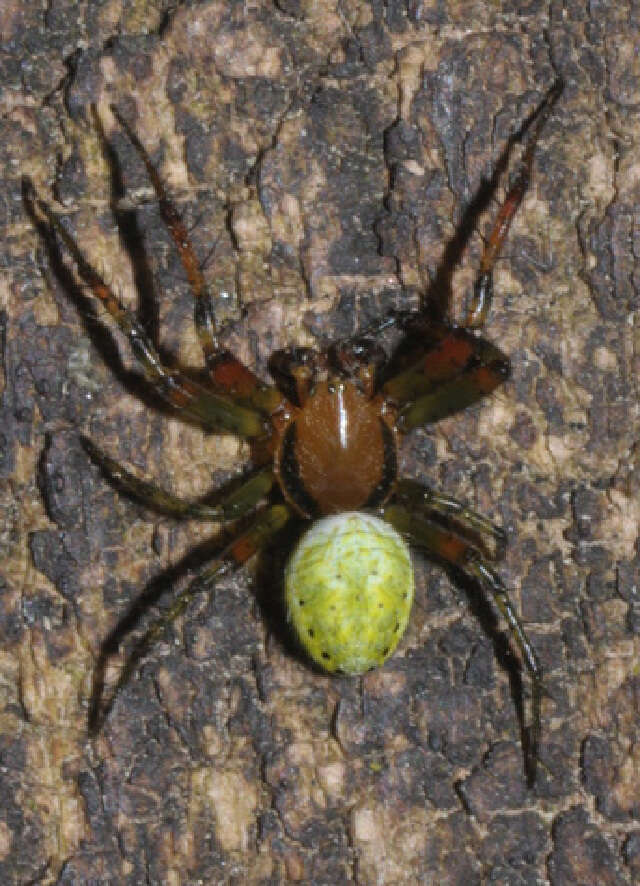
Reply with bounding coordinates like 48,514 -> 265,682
284,512 -> 414,674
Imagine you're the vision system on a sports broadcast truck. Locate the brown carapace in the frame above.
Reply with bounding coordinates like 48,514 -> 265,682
24,79 -> 563,786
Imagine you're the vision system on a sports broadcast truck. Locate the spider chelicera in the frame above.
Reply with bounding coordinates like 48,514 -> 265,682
25,79 -> 562,784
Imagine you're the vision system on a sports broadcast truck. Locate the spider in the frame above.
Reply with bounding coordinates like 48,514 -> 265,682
24,78 -> 562,785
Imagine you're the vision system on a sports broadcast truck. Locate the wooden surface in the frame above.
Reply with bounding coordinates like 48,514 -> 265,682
0,1 -> 639,883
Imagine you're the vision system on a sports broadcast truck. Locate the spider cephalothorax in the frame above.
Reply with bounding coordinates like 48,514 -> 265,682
273,360 -> 399,516
24,79 -> 562,785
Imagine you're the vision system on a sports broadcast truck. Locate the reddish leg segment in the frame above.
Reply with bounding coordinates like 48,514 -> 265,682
384,502 -> 542,786
23,178 -> 266,437
382,322 -> 510,432
466,79 -> 563,328
382,80 -> 562,432
393,478 -> 506,560
110,106 -> 282,414
89,502 -> 292,733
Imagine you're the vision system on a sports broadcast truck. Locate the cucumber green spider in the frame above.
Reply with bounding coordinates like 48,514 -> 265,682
24,79 -> 562,785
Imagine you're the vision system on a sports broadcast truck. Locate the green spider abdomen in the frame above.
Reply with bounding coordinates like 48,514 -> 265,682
284,512 -> 414,674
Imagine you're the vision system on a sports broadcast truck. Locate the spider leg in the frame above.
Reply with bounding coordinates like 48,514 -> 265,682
393,478 -> 506,560
23,178 -> 267,437
83,437 -> 275,520
89,502 -> 292,734
466,79 -> 563,328
109,106 -> 281,414
384,502 -> 542,786
383,321 -> 510,432
382,82 -> 562,432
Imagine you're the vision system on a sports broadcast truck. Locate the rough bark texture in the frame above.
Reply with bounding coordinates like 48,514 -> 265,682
1,1 -> 638,884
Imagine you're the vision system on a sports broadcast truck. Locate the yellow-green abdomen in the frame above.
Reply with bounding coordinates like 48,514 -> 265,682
285,512 -> 414,674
